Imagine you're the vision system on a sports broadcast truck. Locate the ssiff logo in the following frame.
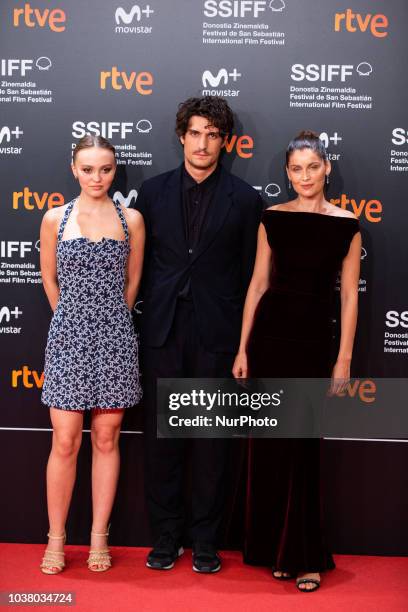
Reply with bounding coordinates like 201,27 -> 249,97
72,120 -> 152,139
203,1 -> 285,18
100,68 -> 153,93
0,241 -> 35,258
291,63 -> 373,82
13,189 -> 64,210
12,366 -> 43,388
386,311 -> 408,329
1,58 -> 52,77
13,3 -> 66,32
334,9 -> 388,38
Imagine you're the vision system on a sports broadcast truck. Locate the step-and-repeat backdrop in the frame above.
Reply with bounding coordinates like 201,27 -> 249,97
1,0 -> 407,553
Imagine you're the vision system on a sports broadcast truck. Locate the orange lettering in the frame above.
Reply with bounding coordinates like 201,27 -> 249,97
334,9 -> 388,38
48,8 -> 66,32
224,134 -> 254,158
11,369 -> 22,388
359,380 -> 376,403
236,136 -> 254,159
371,14 -> 388,38
33,191 -> 48,210
224,135 -> 237,154
48,193 -> 65,209
32,370 -> 44,388
121,71 -> 136,90
13,7 -> 24,26
365,200 -> 382,223
334,12 -> 345,31
355,12 -> 371,32
100,71 -> 110,89
33,7 -> 49,27
135,72 -> 153,95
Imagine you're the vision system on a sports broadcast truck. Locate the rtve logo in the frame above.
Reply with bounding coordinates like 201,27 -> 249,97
291,63 -> 373,82
1,57 -> 52,77
385,311 -> 408,329
202,68 -> 241,88
13,188 -> 64,211
337,379 -> 376,403
224,134 -> 254,158
0,127 -> 23,144
13,3 -> 66,32
392,129 -> 408,146
100,67 -> 153,93
0,306 -> 22,323
115,4 -> 154,24
334,9 -> 388,38
12,366 -> 44,389
203,1 -> 286,18
0,241 -> 38,258
330,194 -> 382,223
72,120 -> 152,140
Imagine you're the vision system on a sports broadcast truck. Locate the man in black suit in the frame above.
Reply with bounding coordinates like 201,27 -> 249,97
136,97 -> 262,573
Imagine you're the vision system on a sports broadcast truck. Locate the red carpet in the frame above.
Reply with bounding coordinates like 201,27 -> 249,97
0,545 -> 407,611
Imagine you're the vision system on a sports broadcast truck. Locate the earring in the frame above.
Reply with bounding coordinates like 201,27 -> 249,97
326,174 -> 330,185
288,179 -> 292,190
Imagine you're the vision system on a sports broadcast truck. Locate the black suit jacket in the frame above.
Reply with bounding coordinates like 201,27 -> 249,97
135,164 -> 263,352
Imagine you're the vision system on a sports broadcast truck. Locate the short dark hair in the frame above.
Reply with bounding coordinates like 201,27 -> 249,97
72,135 -> 116,163
286,130 -> 327,166
175,97 -> 234,138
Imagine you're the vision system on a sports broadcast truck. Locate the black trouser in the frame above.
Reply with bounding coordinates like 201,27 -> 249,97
142,300 -> 234,546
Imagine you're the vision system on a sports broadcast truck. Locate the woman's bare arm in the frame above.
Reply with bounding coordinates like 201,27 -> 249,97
232,223 -> 272,378
123,208 -> 145,310
331,230 -> 361,393
40,208 -> 61,311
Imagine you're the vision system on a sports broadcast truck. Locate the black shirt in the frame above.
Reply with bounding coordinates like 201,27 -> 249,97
182,164 -> 220,254
179,165 -> 220,298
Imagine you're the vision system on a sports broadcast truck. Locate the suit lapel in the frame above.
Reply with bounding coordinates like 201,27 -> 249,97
161,164 -> 187,255
192,165 -> 234,262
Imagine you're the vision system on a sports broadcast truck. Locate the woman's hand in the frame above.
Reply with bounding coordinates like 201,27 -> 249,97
329,359 -> 351,396
232,352 -> 248,379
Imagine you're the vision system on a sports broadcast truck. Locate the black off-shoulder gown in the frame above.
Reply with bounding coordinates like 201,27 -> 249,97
244,210 -> 360,574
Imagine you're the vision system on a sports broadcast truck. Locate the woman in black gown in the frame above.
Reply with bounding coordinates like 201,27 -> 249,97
232,131 -> 361,591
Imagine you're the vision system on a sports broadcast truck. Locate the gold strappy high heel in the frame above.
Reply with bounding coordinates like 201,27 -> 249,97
40,532 -> 66,575
87,525 -> 112,572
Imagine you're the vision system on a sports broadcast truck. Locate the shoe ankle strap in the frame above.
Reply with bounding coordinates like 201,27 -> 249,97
47,532 -> 65,540
91,523 -> 110,537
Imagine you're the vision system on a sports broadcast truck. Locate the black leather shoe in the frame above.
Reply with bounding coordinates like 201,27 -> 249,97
146,534 -> 184,570
192,542 -> 221,573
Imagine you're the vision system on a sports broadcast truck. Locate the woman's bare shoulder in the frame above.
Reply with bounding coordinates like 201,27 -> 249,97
121,205 -> 144,229
326,203 -> 357,219
42,203 -> 68,227
265,202 -> 294,212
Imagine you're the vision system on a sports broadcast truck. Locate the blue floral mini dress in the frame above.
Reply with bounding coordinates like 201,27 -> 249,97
42,198 -> 142,410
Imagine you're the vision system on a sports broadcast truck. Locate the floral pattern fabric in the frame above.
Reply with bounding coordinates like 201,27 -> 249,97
42,198 -> 142,410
